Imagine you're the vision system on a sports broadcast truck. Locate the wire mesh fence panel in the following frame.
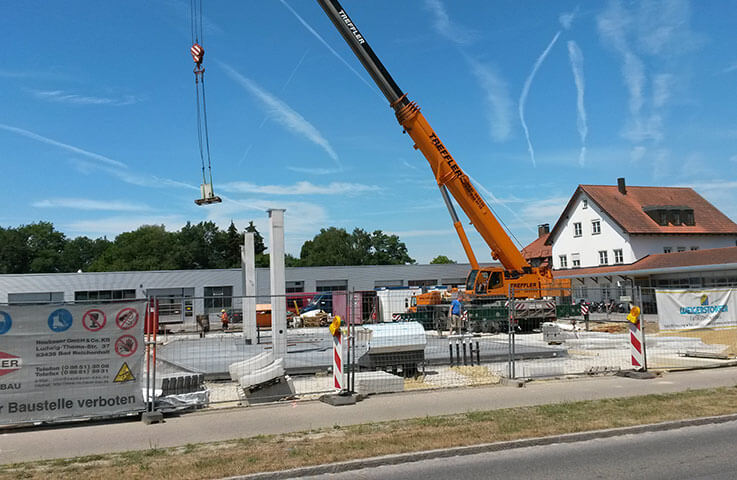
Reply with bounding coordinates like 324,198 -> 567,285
150,292 -> 349,409
639,286 -> 737,370
504,286 -> 641,378
353,288 -> 509,392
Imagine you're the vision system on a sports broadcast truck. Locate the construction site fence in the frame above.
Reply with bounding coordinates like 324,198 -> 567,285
4,284 -> 737,427
0,298 -> 147,428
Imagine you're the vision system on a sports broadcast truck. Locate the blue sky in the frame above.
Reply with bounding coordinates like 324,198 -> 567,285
2,1 -> 736,264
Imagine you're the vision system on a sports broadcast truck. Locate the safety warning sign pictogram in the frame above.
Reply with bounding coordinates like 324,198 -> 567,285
82,309 -> 106,332
113,362 -> 136,382
114,335 -> 138,357
116,308 -> 139,330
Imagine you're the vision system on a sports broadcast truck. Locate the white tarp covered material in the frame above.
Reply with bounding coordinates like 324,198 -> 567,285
655,288 -> 737,331
0,300 -> 146,425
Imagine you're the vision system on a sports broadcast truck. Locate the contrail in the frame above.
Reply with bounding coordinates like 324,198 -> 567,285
0,123 -> 126,168
519,31 -> 561,167
221,63 -> 342,169
567,40 -> 587,166
240,50 -> 309,166
278,0 -> 377,94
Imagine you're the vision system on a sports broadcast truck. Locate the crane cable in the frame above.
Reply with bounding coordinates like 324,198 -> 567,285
190,0 -> 214,188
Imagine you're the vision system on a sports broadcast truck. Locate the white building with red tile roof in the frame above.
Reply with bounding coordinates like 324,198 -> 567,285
546,178 -> 737,270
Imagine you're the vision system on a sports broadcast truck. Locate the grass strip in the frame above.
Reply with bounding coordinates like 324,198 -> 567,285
3,385 -> 737,479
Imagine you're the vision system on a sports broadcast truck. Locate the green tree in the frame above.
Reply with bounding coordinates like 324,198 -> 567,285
0,226 -> 29,273
60,236 -> 112,272
245,221 -> 267,255
430,255 -> 456,264
21,222 -> 67,273
367,230 -> 415,265
225,220 -> 241,268
90,225 -> 180,271
299,227 -> 414,266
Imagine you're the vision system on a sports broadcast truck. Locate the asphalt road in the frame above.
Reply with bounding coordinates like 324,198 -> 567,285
300,420 -> 737,480
2,366 -> 736,464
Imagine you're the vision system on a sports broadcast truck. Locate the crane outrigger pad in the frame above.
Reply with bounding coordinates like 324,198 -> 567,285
195,183 -> 222,206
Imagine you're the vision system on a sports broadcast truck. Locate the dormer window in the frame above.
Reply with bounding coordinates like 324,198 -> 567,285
582,199 -> 588,209
643,206 -> 695,227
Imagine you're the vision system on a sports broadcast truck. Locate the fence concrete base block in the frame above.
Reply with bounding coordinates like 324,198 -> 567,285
499,378 -> 525,387
616,370 -> 658,380
141,411 -> 164,425
319,392 -> 360,406
355,371 -> 404,395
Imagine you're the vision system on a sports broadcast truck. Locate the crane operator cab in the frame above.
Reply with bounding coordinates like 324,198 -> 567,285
466,269 -> 504,297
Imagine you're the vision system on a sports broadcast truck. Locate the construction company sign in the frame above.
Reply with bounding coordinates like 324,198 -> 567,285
0,301 -> 145,425
655,288 -> 736,331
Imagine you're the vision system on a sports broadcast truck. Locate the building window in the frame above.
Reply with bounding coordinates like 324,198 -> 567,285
75,289 -> 136,302
663,247 -> 672,254
582,199 -> 588,209
408,279 -> 437,287
690,246 -> 699,251
571,253 -> 580,268
559,255 -> 568,268
573,222 -> 582,237
677,246 -> 686,252
316,280 -> 348,292
9,292 -> 64,304
204,286 -> 233,313
441,278 -> 465,287
599,250 -> 608,265
592,220 -> 601,235
614,249 -> 623,264
285,281 -> 304,293
374,280 -> 403,289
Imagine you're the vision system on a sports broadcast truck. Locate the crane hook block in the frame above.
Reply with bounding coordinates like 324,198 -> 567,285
190,43 -> 205,65
195,183 -> 222,206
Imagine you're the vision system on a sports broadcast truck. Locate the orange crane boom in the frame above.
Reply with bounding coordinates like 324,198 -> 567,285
317,0 -> 564,299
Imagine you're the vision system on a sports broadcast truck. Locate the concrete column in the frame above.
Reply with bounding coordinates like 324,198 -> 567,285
268,209 -> 287,359
242,233 -> 257,344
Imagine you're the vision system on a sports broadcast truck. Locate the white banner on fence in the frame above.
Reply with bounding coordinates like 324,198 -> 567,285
655,288 -> 736,331
0,300 -> 146,425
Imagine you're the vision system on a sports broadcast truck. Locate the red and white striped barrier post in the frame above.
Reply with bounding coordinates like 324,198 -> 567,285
627,306 -> 646,371
580,303 -> 590,331
329,316 -> 344,391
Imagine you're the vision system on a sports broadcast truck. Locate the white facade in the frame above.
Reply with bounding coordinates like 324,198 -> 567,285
551,192 -> 737,270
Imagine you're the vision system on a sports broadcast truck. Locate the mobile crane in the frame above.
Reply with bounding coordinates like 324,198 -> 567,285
316,0 -> 568,307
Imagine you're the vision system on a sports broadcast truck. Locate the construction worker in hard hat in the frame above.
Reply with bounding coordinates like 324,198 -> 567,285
220,309 -> 229,331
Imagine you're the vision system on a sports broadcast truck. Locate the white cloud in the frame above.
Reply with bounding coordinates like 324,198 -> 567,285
0,123 -> 126,168
286,166 -> 343,175
71,159 -> 198,191
520,196 -> 569,223
630,145 -> 647,163
33,198 -> 151,212
466,57 -> 513,142
423,0 -> 478,45
65,215 -> 187,237
652,74 -> 674,108
567,41 -> 588,166
597,0 -> 700,145
386,229 -> 451,238
220,181 -> 380,196
220,63 -> 342,169
31,90 -> 140,106
559,8 -> 578,30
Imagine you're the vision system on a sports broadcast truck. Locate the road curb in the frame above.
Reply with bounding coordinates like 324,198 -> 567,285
228,413 -> 737,479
